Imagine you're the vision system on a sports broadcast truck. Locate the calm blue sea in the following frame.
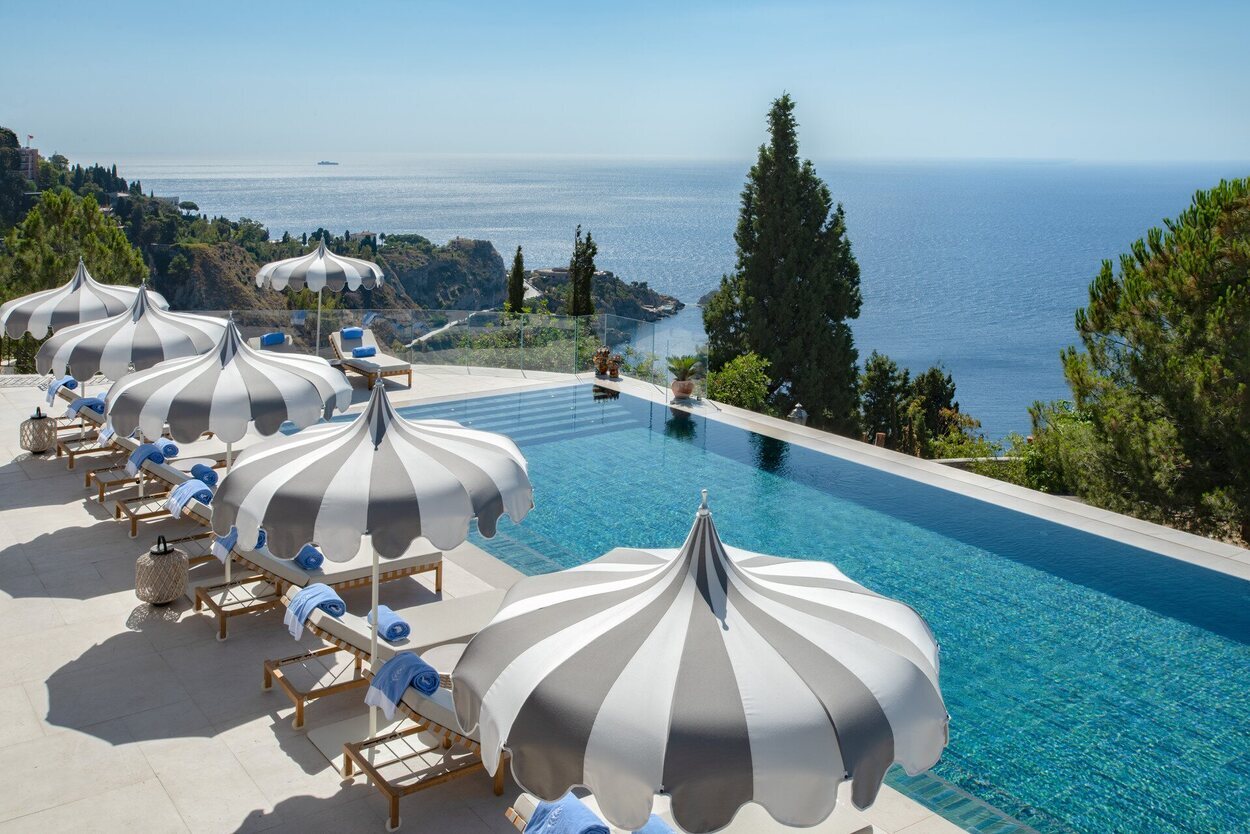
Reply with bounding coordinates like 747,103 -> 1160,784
118,156 -> 1247,437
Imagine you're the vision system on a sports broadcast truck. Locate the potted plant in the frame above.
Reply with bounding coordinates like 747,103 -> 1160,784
667,355 -> 701,400
592,345 -> 611,376
608,354 -> 623,378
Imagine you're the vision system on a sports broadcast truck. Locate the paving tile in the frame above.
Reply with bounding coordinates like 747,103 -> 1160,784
0,684 -> 43,748
0,776 -> 188,833
26,651 -> 188,732
0,613 -> 156,683
0,718 -> 151,821
139,734 -> 274,833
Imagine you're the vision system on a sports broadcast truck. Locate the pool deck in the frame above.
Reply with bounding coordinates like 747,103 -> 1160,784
0,367 -> 967,834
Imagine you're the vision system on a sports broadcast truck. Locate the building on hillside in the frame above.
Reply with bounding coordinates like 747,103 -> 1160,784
531,266 -> 617,282
17,146 -> 40,182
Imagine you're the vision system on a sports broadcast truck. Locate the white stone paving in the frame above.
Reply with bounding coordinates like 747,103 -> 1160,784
0,368 -> 969,833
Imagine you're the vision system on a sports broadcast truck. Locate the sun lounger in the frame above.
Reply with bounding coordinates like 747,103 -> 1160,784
329,328 -> 412,390
112,453 -> 226,537
246,333 -> 297,352
506,792 -> 875,834
265,586 -> 503,729
195,537 -> 444,641
268,585 -> 507,829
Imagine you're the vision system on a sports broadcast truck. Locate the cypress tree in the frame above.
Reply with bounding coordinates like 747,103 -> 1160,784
703,93 -> 862,431
506,245 -> 526,313
567,225 -> 597,316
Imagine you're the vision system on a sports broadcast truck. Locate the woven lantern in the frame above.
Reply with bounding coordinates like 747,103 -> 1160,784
135,536 -> 188,605
19,408 -> 56,454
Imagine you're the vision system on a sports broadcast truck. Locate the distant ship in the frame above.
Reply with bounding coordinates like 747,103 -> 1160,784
317,160 -> 339,166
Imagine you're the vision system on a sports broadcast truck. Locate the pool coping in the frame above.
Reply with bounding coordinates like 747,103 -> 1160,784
581,373 -> 1250,584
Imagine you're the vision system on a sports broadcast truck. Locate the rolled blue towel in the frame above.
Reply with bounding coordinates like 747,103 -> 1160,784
284,583 -> 345,639
211,525 -> 266,562
65,396 -> 105,418
523,794 -> 609,834
368,605 -> 411,643
126,442 -> 165,476
364,652 -> 440,720
157,440 -> 178,458
293,544 -> 324,571
189,463 -> 218,487
341,326 -> 363,339
351,345 -> 376,358
46,375 -> 78,405
260,331 -> 286,346
166,479 -> 213,518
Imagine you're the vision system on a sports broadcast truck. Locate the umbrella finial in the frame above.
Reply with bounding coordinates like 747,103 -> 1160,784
698,489 -> 709,515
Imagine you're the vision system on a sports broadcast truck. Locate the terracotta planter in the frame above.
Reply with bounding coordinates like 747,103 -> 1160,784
671,379 -> 695,399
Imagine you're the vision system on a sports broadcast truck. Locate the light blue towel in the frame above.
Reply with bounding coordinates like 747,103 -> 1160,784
260,331 -> 286,346
284,583 -> 345,639
189,463 -> 218,487
523,794 -> 609,834
65,396 -> 105,418
351,345 -> 376,358
98,425 -> 115,444
125,441 -> 177,475
364,652 -> 440,720
46,375 -> 77,405
166,479 -> 213,517
341,326 -> 363,339
363,311 -> 379,326
293,544 -> 324,571
631,815 -> 674,833
211,526 -> 266,562
368,605 -> 411,643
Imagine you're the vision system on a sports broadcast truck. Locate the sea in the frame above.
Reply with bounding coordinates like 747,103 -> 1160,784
115,155 -> 1248,438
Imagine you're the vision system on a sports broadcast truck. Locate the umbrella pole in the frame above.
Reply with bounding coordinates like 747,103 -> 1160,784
368,534 -> 380,769
315,289 -> 322,359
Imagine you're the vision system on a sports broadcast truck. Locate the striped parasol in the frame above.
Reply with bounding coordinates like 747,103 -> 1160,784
256,241 -> 385,353
35,286 -> 225,380
1,257 -> 169,339
209,382 -> 531,561
105,319 -> 352,444
452,491 -> 948,834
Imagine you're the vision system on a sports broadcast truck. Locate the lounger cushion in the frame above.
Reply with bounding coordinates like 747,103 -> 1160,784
243,539 -> 442,588
332,329 -> 410,373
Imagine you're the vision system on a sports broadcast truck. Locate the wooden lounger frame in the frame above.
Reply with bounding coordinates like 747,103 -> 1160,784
197,549 -> 442,641
342,713 -> 505,832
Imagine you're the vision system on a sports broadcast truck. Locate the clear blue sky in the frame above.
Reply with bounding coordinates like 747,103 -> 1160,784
3,0 -> 1248,163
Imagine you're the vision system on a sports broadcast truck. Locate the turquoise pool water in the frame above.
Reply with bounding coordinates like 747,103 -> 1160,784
397,385 -> 1250,834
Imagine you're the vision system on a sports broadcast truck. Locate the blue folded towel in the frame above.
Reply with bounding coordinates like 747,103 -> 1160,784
98,424 -> 116,444
364,652 -> 440,720
126,441 -> 178,475
284,583 -> 345,639
260,331 -> 286,346
363,311 -> 379,326
166,479 -> 213,518
189,463 -> 218,487
65,396 -> 105,418
523,794 -> 609,834
368,605 -> 411,643
632,815 -> 674,833
293,544 -> 324,571
341,326 -> 363,339
46,375 -> 77,405
211,525 -> 266,562
351,345 -> 376,358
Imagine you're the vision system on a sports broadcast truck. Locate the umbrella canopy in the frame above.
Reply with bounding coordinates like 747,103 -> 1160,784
452,491 -> 948,834
36,286 -> 225,380
210,383 -> 532,561
105,319 -> 353,443
255,240 -> 383,293
1,257 -> 170,339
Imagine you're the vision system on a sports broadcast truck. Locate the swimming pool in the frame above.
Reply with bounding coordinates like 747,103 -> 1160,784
397,384 -> 1250,834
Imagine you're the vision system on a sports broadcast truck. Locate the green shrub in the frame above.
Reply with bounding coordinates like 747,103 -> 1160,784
706,352 -> 771,411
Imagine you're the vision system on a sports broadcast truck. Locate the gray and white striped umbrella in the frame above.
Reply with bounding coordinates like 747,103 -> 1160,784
105,319 -> 352,443
0,257 -> 169,339
36,286 -> 225,380
210,383 -> 532,561
255,240 -> 383,293
452,491 -> 948,834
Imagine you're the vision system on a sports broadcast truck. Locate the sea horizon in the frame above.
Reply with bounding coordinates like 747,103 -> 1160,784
107,155 -> 1250,438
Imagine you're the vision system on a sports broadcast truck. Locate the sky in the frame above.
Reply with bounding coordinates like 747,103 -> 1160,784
3,0 -> 1249,163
